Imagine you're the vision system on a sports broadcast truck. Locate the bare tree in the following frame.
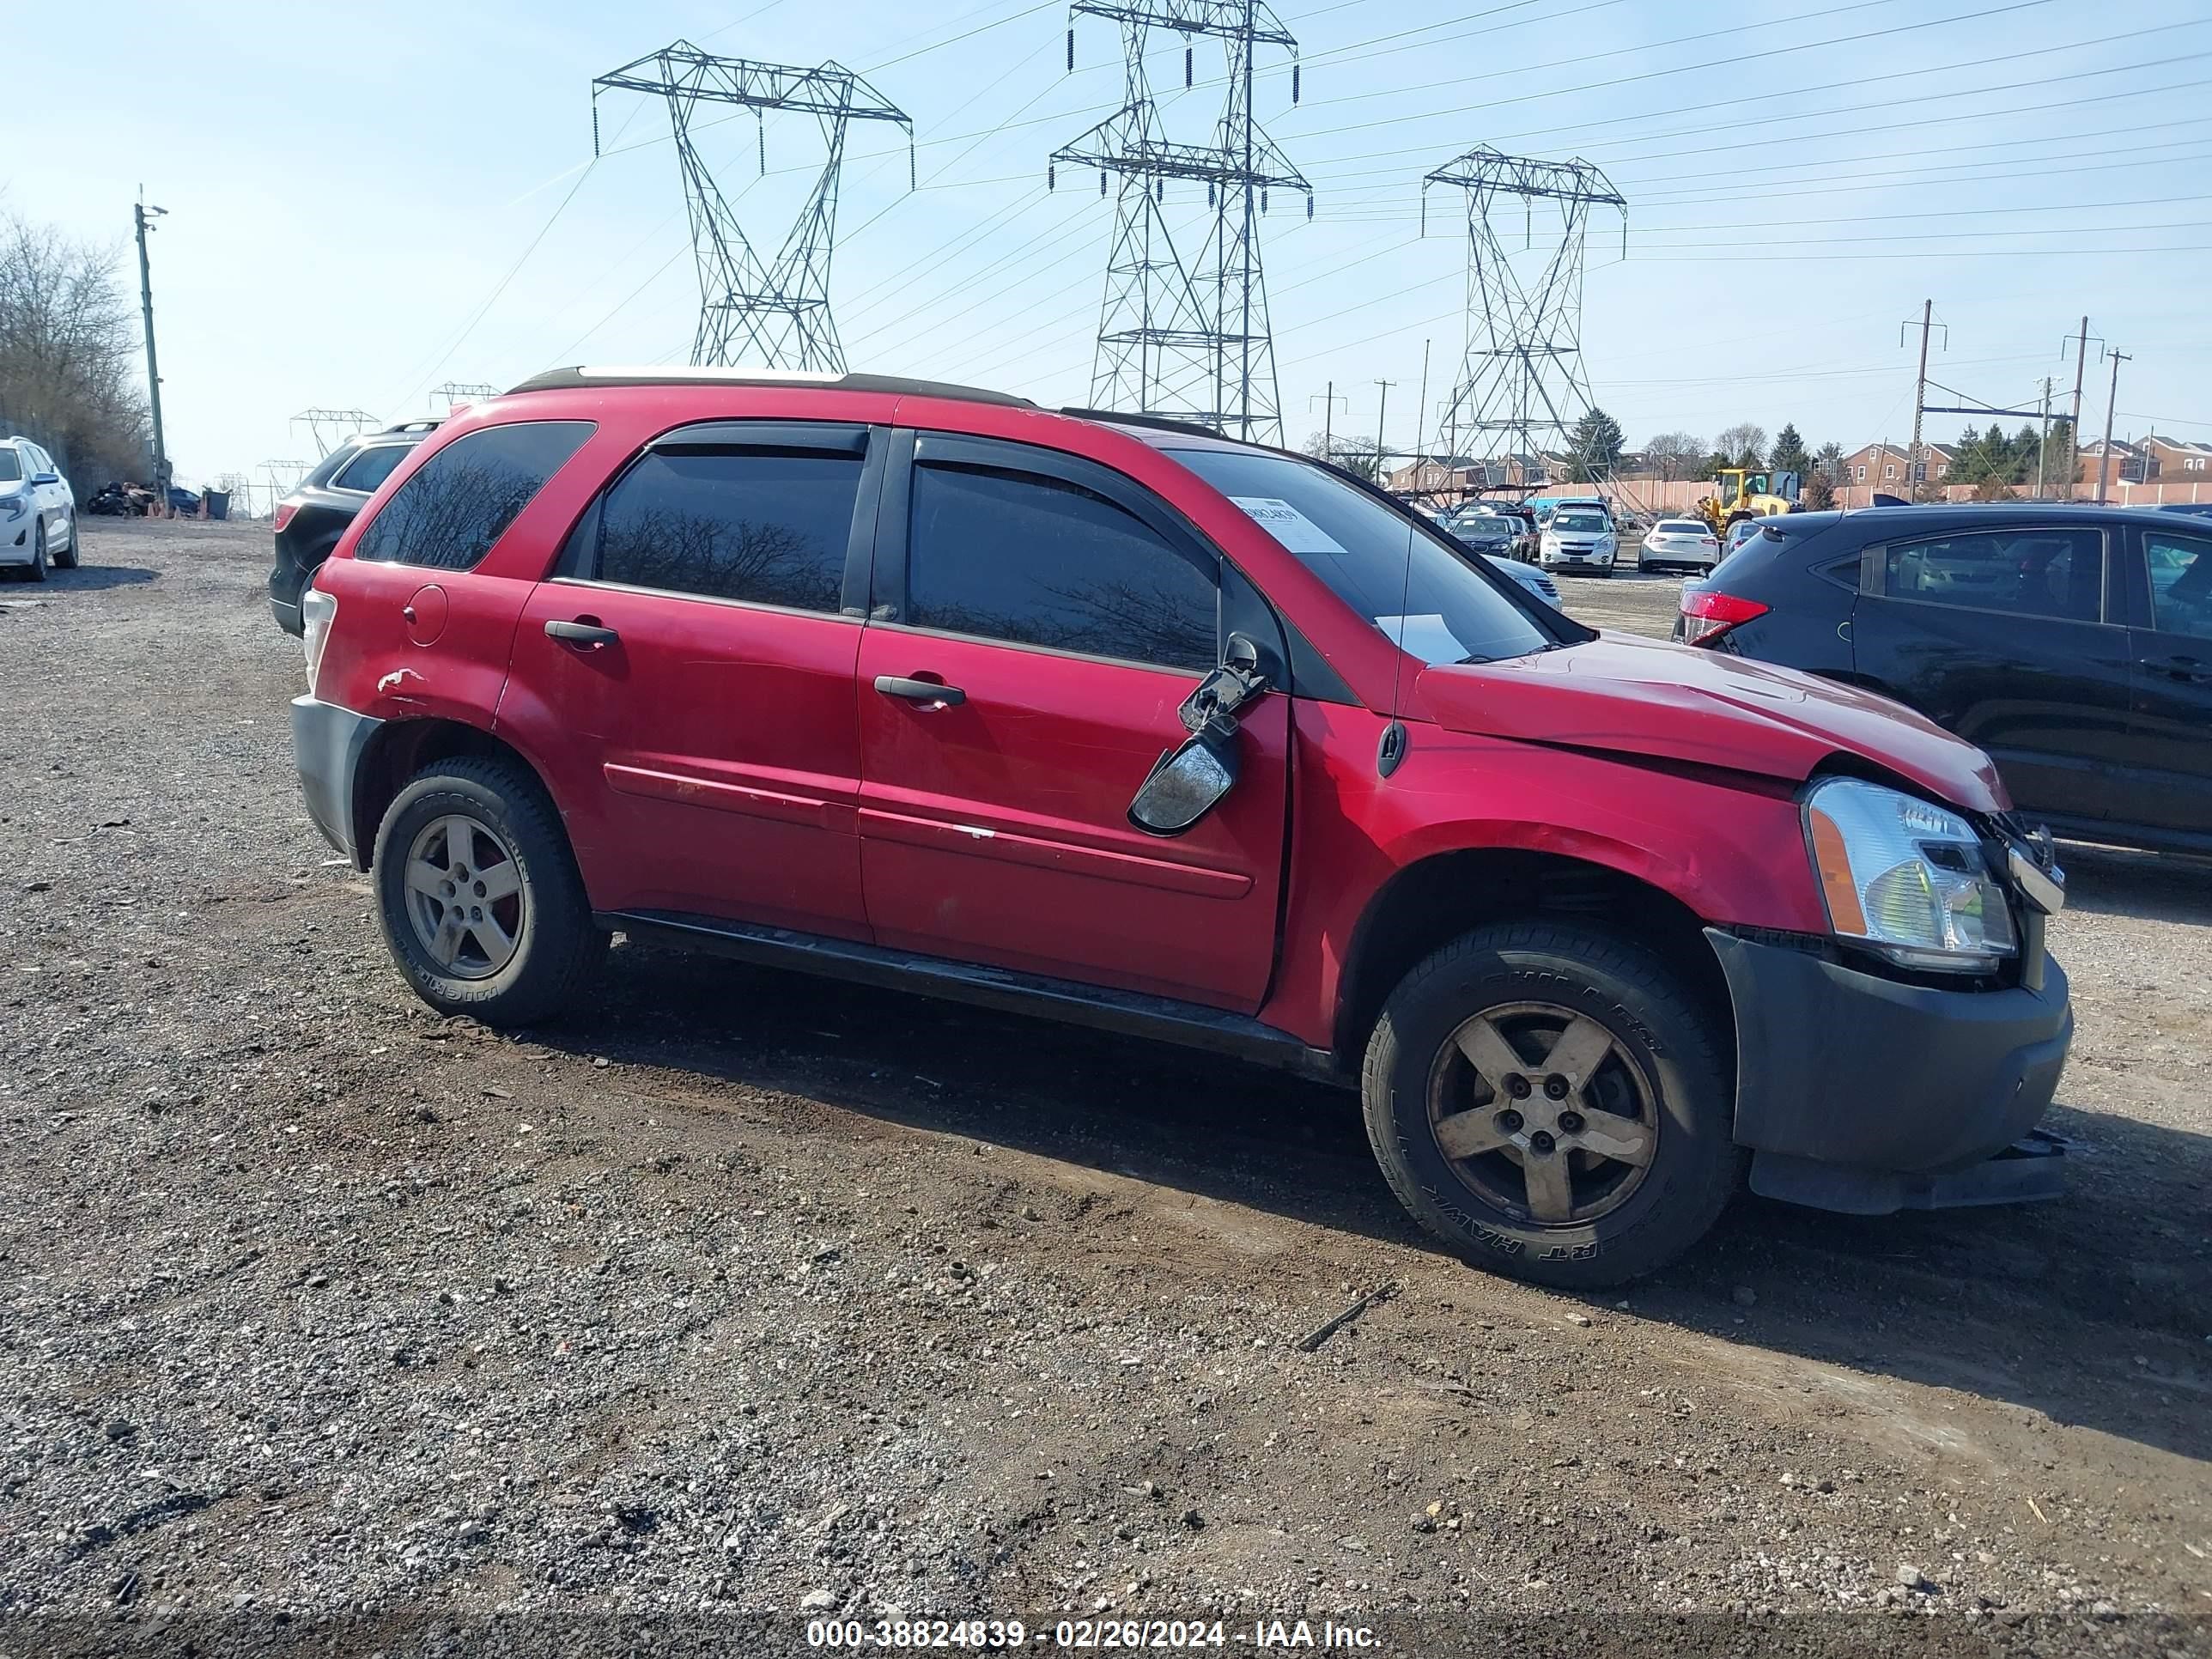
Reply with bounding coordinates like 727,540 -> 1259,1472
0,212 -> 149,481
1642,431 -> 1705,482
1715,423 -> 1768,469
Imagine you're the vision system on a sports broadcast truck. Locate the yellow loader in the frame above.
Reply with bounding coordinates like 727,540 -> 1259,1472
1698,468 -> 1799,540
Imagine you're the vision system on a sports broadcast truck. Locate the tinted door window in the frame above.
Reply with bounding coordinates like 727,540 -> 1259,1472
906,462 -> 1218,672
356,420 -> 593,571
590,448 -> 860,613
0,450 -> 21,483
332,443 -> 410,495
1881,527 -> 2103,623
2142,530 -> 2212,641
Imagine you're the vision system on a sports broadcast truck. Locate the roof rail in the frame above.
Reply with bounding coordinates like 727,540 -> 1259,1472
1060,407 -> 1227,440
505,366 -> 1035,407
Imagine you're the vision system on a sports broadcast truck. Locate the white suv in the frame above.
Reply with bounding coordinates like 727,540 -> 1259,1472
0,437 -> 78,580
1538,505 -> 1619,575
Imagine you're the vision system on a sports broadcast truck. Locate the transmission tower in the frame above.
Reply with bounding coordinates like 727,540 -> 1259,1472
433,381 -> 501,411
259,459 -> 314,504
1054,0 -> 1308,444
1423,147 -> 1626,495
594,42 -> 911,373
291,408 -> 379,458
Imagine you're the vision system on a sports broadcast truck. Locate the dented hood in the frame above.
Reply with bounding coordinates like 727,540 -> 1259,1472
1417,632 -> 2008,813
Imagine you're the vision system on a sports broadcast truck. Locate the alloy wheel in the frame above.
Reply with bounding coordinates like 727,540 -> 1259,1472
401,813 -> 526,979
1425,1000 -> 1660,1225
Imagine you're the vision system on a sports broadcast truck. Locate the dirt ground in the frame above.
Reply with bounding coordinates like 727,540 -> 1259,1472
0,520 -> 2205,1656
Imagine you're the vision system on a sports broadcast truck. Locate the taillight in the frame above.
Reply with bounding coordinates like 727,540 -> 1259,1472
273,500 -> 301,533
1679,588 -> 1770,646
302,586 -> 337,694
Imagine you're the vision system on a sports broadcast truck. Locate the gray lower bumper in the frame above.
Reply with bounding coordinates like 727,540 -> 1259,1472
290,695 -> 381,867
1706,927 -> 2072,1216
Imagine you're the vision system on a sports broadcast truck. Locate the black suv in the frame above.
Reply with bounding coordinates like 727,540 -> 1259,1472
1678,503 -> 2212,854
267,421 -> 440,635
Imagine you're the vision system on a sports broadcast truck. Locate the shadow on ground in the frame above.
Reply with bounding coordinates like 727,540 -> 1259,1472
7,563 -> 161,593
515,852 -> 2211,1468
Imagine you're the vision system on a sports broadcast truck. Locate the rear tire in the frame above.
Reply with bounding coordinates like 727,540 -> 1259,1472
1361,921 -> 1740,1289
372,757 -> 606,1027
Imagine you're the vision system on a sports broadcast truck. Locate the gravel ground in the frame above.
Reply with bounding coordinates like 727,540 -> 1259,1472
0,520 -> 2206,1656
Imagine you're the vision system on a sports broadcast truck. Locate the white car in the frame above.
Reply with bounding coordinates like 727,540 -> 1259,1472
0,437 -> 78,580
1640,516 -> 1722,574
1538,505 -> 1618,575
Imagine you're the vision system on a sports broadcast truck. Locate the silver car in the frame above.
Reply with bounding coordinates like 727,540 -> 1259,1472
0,437 -> 79,580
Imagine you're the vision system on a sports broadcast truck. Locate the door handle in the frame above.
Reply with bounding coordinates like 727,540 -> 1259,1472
545,617 -> 619,648
874,674 -> 965,708
2139,656 -> 2212,684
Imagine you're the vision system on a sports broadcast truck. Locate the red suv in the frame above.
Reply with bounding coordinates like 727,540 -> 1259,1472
289,370 -> 2072,1286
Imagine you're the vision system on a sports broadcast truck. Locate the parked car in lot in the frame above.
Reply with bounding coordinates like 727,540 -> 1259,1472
1538,503 -> 1620,575
1640,517 -> 1721,574
0,436 -> 79,580
1446,504 -> 1537,562
1480,552 -> 1562,606
290,369 -> 2072,1286
2154,501 -> 2212,521
269,421 -> 441,635
1676,503 -> 2212,854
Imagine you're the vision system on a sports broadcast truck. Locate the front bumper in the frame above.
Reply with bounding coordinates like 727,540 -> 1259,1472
1706,927 -> 2072,1214
290,695 -> 383,867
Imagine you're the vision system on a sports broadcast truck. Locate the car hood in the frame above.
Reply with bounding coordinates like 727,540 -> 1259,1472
1417,631 -> 2008,813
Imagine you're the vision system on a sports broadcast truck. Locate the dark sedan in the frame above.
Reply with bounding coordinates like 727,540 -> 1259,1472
268,421 -> 439,635
1676,503 -> 2212,855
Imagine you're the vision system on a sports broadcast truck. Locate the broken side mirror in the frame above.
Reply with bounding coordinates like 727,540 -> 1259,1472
1128,728 -> 1240,836
1129,634 -> 1269,836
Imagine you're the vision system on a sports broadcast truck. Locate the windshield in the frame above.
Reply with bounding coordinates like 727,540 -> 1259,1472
1552,510 -> 1610,532
1172,447 -> 1552,667
0,451 -> 21,483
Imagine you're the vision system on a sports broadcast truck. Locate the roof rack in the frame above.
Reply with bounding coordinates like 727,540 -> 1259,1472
505,366 -> 1036,407
1060,407 -> 1227,441
380,418 -> 445,434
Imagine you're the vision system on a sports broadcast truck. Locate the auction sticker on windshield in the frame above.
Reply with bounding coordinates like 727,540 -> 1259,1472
1230,496 -> 1347,556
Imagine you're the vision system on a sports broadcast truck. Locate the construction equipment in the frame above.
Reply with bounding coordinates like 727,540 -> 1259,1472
1698,468 -> 1799,538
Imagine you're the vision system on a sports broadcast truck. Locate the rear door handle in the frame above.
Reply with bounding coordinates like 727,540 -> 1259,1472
2139,656 -> 2212,683
874,674 -> 965,708
545,618 -> 619,648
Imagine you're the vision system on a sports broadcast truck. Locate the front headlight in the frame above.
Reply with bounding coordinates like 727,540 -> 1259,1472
1597,534 -> 1617,552
1802,776 -> 2016,972
0,493 -> 24,521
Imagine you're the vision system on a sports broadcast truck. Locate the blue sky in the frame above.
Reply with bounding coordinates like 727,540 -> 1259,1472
13,0 -> 2212,487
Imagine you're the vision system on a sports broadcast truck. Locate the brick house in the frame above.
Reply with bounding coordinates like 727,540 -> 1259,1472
1838,441 -> 1959,489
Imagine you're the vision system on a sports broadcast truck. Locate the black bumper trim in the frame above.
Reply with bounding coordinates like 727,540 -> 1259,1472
1750,1130 -> 2069,1216
1705,926 -> 2072,1194
290,695 -> 382,867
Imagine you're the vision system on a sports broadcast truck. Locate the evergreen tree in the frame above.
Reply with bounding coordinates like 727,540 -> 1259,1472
1568,408 -> 1626,482
1769,423 -> 1810,476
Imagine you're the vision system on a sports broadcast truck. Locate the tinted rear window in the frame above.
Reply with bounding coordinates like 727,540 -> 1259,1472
593,447 -> 860,613
332,443 -> 411,495
356,422 -> 593,571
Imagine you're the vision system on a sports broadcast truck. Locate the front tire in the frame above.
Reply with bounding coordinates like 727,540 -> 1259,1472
27,520 -> 48,582
52,514 -> 79,569
1361,921 -> 1739,1289
373,757 -> 606,1027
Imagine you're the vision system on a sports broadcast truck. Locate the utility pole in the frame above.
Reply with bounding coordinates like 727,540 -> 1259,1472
2035,376 -> 2053,500
1374,378 -> 1396,484
133,196 -> 170,512
1901,299 -> 1936,498
1413,337 -> 1431,488
2060,317 -> 2100,501
1309,380 -> 1347,457
2096,346 -> 2131,505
